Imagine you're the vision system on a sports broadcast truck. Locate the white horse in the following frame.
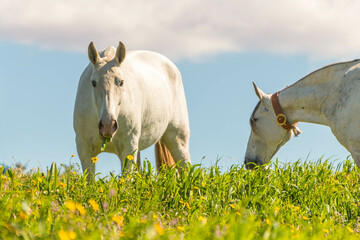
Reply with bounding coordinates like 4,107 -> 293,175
73,41 -> 191,179
245,59 -> 360,169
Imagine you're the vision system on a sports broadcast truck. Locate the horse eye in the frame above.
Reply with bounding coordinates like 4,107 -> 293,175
250,117 -> 258,125
92,81 -> 96,87
115,78 -> 124,87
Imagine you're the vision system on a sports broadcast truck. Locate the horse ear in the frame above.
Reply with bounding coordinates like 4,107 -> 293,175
115,41 -> 126,65
88,42 -> 100,65
252,82 -> 266,101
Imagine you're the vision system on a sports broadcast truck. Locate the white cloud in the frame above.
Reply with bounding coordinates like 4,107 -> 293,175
1,0 -> 360,60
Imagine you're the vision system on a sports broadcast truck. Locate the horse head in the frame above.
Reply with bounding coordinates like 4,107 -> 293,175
88,41 -> 126,140
244,83 -> 293,169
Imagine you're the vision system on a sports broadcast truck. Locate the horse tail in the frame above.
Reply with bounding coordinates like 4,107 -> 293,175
155,140 -> 175,170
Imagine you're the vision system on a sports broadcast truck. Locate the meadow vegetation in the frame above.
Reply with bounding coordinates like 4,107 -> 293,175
1,158 -> 360,239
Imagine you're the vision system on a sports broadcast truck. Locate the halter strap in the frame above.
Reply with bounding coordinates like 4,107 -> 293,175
271,91 -> 302,136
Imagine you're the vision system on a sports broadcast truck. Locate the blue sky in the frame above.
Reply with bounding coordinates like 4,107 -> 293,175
0,0 -> 358,174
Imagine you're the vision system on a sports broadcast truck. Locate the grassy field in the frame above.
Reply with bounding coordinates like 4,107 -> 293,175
1,158 -> 360,239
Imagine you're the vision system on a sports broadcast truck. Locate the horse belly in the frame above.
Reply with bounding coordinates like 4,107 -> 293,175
138,109 -> 172,150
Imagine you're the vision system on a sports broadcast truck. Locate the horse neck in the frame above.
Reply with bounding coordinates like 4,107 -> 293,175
278,80 -> 331,126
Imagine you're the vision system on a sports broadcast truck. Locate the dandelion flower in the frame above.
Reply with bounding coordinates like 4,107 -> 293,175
65,201 -> 76,211
302,216 -> 309,220
91,157 -> 99,163
347,226 -> 354,233
154,223 -> 164,235
199,216 -> 207,224
19,211 -> 27,220
112,215 -> 124,227
75,203 -> 86,215
59,230 -> 70,240
126,155 -> 134,161
71,154 -> 75,158
89,199 -> 100,211
59,182 -> 67,188
177,226 -> 185,231
68,231 -> 76,239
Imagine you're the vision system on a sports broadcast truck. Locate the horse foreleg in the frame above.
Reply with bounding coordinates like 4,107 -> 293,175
76,137 -> 98,181
116,140 -> 141,173
350,151 -> 360,168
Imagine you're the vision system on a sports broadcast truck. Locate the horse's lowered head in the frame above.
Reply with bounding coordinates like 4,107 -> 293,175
88,41 -> 126,140
244,83 -> 295,169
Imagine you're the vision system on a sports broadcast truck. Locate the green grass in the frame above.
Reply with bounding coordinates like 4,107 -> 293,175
1,158 -> 360,239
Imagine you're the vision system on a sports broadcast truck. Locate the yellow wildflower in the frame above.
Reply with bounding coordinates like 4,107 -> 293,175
112,215 -> 124,226
58,230 -> 76,240
69,232 -> 76,239
71,154 -> 75,158
200,196 -> 206,201
230,204 -> 236,209
91,157 -> 99,163
75,204 -> 86,215
37,177 -> 43,182
294,206 -> 300,212
177,226 -> 185,231
302,216 -> 309,220
347,226 -> 354,233
89,199 -> 100,211
65,201 -> 76,211
59,182 -> 67,188
59,230 -> 70,240
119,178 -> 125,184
126,155 -> 134,161
154,223 -> 164,235
265,219 -> 271,225
199,216 -> 207,224
153,214 -> 158,220
19,211 -> 27,220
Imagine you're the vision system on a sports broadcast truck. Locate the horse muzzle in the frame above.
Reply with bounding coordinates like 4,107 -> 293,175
244,157 -> 262,170
99,118 -> 118,139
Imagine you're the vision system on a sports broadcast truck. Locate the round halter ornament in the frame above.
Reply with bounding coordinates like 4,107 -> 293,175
275,113 -> 287,126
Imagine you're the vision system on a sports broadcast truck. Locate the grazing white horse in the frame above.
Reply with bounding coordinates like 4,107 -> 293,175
245,59 -> 360,169
74,41 -> 191,179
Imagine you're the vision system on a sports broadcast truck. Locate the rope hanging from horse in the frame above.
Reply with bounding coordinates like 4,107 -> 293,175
271,91 -> 302,137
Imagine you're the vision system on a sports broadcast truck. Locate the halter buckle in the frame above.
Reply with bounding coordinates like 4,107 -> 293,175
276,114 -> 287,126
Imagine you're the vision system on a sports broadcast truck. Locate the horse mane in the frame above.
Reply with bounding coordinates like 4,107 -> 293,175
282,58 -> 360,91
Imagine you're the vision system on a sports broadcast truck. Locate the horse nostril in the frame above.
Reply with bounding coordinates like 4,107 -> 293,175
112,120 -> 118,131
99,120 -> 104,130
